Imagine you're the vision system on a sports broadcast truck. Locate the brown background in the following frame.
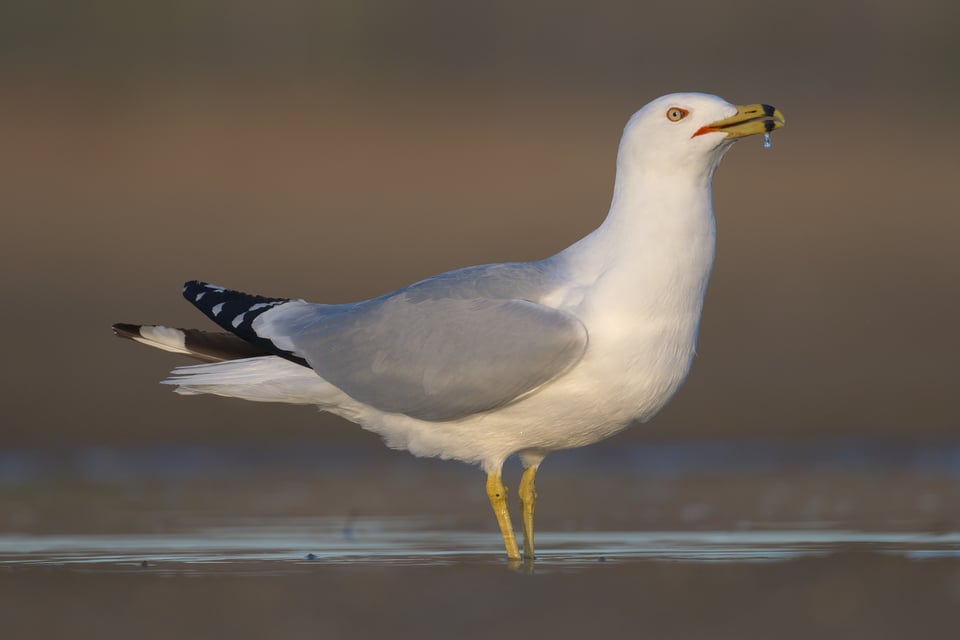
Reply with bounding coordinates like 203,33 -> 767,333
3,0 -> 958,447
2,5 -> 960,638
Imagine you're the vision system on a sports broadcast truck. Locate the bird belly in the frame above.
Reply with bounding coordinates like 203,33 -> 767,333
332,308 -> 699,468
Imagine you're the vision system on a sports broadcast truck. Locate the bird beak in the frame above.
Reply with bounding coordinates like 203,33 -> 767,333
693,104 -> 785,139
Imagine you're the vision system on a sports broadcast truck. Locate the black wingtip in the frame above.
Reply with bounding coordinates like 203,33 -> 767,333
182,280 -> 219,302
183,279 -> 203,293
180,281 -> 309,367
112,323 -> 142,339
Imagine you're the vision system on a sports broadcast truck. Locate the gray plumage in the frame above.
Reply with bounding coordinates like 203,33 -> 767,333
253,261 -> 587,421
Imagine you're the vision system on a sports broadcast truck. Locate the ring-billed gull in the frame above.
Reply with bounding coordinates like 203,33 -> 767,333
114,92 -> 785,561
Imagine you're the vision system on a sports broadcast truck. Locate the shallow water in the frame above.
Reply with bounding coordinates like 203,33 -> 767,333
4,526 -> 960,640
4,523 -> 960,572
3,441 -> 960,638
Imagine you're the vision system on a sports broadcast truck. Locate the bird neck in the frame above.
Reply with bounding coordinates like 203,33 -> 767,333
543,158 -> 719,386
559,160 -> 718,284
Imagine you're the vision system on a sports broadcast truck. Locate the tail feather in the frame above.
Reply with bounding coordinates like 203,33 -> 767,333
163,356 -> 334,405
112,323 -> 267,363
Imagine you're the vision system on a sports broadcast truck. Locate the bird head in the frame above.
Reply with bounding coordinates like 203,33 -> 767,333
618,93 -> 785,181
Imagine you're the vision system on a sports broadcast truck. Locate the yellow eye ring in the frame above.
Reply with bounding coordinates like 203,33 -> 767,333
666,107 -> 689,122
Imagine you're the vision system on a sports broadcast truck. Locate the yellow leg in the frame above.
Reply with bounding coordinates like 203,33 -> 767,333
518,465 -> 538,559
486,471 -> 520,560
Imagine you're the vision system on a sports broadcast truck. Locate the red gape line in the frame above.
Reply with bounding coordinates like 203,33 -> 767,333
692,125 -> 719,138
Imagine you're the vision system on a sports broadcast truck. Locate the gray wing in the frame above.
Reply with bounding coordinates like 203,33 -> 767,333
252,262 -> 587,421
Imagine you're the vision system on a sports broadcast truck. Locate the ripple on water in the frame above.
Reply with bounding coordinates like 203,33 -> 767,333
2,521 -> 959,574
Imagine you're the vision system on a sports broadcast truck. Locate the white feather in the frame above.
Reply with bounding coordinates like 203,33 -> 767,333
164,356 -> 336,405
131,326 -> 189,356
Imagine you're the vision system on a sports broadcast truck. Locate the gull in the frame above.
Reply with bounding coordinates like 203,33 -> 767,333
113,93 -> 784,561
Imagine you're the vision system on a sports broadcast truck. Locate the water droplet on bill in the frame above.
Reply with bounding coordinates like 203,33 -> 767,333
763,132 -> 772,149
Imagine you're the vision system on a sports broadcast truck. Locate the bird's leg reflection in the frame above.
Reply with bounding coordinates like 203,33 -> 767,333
486,470 -> 520,560
518,465 -> 539,559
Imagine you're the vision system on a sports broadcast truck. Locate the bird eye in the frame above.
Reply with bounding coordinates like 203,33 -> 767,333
666,107 -> 689,122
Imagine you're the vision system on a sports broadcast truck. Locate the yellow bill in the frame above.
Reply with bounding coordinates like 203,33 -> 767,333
693,103 -> 785,139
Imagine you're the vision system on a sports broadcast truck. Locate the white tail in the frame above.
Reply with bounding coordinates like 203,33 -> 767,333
163,356 -> 335,405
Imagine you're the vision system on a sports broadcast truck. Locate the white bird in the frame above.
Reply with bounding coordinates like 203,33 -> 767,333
114,92 -> 784,561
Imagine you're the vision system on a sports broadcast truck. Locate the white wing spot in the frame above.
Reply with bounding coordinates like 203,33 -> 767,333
212,302 -> 225,316
232,313 -> 246,328
196,291 -> 206,301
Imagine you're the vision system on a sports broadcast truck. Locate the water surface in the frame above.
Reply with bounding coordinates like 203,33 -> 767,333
3,441 -> 959,638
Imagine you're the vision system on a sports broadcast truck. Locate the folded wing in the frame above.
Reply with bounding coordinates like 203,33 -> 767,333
182,264 -> 588,422
254,271 -> 587,422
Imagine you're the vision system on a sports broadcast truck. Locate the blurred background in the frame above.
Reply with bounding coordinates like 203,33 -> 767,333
3,3 -> 960,636
2,0 -> 959,531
